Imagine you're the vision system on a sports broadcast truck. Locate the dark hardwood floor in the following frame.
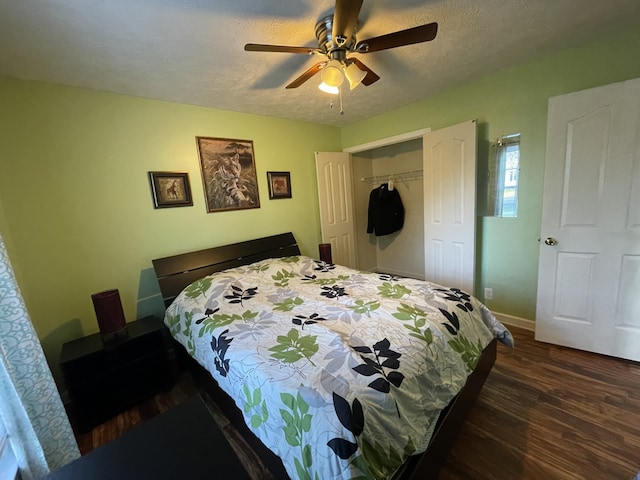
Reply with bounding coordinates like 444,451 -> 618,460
75,326 -> 640,479
440,327 -> 640,480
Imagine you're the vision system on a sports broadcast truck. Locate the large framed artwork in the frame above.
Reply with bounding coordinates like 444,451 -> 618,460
148,171 -> 193,208
195,137 -> 260,213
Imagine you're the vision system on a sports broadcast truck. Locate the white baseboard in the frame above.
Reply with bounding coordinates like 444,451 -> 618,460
493,311 -> 535,331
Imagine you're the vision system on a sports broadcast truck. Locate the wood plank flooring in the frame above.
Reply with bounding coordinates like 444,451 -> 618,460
75,326 -> 640,479
440,326 -> 640,480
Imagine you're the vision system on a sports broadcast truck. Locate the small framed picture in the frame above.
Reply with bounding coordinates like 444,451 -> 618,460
148,171 -> 193,208
267,171 -> 292,199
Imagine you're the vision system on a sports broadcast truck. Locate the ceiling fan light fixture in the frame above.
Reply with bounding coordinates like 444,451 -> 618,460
321,59 -> 345,87
319,82 -> 340,95
345,62 -> 366,89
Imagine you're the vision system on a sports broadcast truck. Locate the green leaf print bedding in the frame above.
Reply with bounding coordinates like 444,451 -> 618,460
164,256 -> 513,480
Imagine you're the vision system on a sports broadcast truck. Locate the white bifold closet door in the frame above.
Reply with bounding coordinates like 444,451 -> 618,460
422,119 -> 477,294
314,151 -> 358,269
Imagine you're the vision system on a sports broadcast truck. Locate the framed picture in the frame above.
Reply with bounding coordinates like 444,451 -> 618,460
196,137 -> 260,212
148,171 -> 193,208
267,171 -> 292,199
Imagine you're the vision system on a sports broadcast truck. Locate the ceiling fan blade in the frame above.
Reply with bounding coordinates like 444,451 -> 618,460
245,43 -> 322,55
356,22 -> 438,53
332,0 -> 363,47
350,58 -> 380,86
286,62 -> 326,89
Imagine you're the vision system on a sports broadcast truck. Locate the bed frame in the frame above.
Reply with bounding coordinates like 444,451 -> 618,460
152,232 -> 497,479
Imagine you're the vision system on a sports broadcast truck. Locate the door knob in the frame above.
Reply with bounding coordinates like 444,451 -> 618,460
544,237 -> 558,246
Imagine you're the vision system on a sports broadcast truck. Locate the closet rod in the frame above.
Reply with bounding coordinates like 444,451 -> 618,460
360,169 -> 423,184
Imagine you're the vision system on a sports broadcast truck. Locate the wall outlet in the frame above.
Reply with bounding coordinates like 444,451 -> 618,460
484,287 -> 493,300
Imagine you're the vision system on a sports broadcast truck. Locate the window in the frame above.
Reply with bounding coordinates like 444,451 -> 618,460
488,133 -> 520,217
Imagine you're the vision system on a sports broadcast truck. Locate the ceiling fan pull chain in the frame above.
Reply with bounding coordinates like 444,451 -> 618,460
339,87 -> 344,115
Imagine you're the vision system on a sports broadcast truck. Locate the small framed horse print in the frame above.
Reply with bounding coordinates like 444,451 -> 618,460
267,171 -> 292,199
148,171 -> 193,209
195,136 -> 260,213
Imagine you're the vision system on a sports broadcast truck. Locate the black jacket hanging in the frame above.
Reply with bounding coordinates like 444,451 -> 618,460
367,183 -> 405,236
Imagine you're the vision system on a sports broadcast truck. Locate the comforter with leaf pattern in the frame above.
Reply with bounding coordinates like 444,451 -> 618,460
164,256 -> 513,480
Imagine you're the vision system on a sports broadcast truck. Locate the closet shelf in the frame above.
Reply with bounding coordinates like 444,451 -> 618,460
360,169 -> 423,184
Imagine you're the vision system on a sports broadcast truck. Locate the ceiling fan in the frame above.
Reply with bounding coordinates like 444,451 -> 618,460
244,0 -> 438,91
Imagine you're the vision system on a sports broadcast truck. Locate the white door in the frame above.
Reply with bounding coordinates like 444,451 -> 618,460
535,77 -> 640,361
314,152 -> 357,268
422,120 -> 477,294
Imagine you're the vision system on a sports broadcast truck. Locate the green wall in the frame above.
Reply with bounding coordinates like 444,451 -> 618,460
2,24 -> 640,383
341,25 -> 640,321
0,79 -> 341,381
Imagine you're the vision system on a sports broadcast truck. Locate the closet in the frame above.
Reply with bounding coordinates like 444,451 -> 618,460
352,139 -> 425,279
316,119 -> 477,293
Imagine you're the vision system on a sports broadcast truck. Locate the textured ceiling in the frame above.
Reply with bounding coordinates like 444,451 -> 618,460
1,0 -> 640,127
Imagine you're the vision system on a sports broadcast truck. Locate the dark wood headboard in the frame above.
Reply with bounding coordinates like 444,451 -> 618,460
152,232 -> 300,308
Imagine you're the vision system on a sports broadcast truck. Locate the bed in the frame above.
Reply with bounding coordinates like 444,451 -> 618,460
152,232 -> 512,479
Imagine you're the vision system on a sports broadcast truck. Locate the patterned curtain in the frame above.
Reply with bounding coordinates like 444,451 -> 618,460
0,233 -> 79,478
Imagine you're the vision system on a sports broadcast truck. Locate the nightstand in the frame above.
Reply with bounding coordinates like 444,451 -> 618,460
45,394 -> 251,479
60,316 -> 177,432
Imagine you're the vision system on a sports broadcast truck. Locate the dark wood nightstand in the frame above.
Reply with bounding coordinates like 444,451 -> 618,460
60,316 -> 177,432
45,394 -> 251,479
